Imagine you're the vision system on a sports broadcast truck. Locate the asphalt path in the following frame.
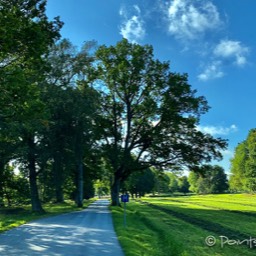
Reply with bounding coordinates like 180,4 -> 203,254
0,199 -> 124,256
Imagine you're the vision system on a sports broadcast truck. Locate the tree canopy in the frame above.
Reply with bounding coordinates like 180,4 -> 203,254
94,39 -> 227,205
0,2 -> 229,209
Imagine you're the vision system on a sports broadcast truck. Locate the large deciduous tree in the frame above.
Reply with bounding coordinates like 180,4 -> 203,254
94,39 -> 227,206
0,0 -> 62,212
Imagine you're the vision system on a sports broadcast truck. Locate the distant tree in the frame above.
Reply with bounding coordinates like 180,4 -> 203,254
124,168 -> 155,197
94,39 -> 227,205
1,165 -> 30,206
166,172 -> 179,193
94,160 -> 112,198
153,171 -> 170,194
189,165 -> 228,194
188,171 -> 200,193
178,176 -> 190,194
210,166 -> 229,193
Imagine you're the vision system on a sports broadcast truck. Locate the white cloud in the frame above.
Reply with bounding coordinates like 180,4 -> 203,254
159,1 -> 250,81
198,60 -> 224,81
119,5 -> 145,43
198,40 -> 250,81
213,39 -> 249,67
197,124 -> 238,136
166,0 -> 221,41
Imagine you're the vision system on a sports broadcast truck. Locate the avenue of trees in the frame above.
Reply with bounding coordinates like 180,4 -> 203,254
0,0 -> 228,211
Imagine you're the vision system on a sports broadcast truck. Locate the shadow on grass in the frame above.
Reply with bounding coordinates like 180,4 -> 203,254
138,200 -> 256,245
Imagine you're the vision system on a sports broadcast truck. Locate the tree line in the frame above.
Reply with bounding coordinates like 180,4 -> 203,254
120,164 -> 229,197
0,0 -> 227,211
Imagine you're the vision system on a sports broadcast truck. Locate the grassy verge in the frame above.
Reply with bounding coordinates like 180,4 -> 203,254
111,201 -> 186,256
111,197 -> 256,256
0,199 -> 96,233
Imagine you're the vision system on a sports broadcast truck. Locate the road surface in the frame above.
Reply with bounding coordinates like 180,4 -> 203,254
0,199 -> 124,256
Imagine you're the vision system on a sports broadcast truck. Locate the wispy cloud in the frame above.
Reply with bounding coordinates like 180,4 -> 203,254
198,39 -> 250,81
119,5 -> 145,44
197,124 -> 238,136
213,39 -> 249,67
119,1 -> 250,81
198,60 -> 224,81
158,0 -> 250,81
165,0 -> 222,41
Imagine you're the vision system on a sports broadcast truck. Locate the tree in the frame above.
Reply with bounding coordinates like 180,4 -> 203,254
153,171 -> 170,194
41,39 -> 99,206
94,39 -> 227,205
229,141 -> 248,192
189,165 -> 228,194
244,129 -> 256,192
94,160 -> 111,198
1,165 -> 30,206
0,0 -> 62,121
0,0 -> 62,212
123,168 -> 155,197
166,172 -> 179,193
229,129 -> 256,193
178,176 -> 190,194
188,171 -> 200,193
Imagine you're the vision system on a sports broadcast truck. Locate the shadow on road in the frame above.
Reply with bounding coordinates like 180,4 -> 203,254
0,200 -> 124,256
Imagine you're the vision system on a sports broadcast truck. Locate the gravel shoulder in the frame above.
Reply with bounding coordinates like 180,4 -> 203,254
0,199 -> 124,256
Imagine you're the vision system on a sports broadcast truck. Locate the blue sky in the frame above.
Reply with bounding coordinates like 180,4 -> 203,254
46,0 -> 256,174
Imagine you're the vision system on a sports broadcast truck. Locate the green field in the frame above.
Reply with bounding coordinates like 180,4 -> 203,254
111,194 -> 256,256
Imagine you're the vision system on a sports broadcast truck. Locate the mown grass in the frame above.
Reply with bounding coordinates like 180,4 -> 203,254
0,199 -> 95,233
111,195 -> 256,256
111,202 -> 186,256
141,199 -> 256,236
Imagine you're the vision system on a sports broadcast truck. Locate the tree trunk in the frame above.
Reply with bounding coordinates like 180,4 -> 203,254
76,161 -> 84,207
27,137 -> 44,213
53,152 -> 64,203
111,176 -> 121,206
29,170 -> 44,212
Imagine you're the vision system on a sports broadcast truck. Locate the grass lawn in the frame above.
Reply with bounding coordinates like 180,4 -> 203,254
0,199 -> 95,234
111,194 -> 256,256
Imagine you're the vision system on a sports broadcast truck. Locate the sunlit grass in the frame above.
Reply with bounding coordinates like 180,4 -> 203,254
142,195 -> 256,238
111,202 -> 186,256
112,195 -> 256,256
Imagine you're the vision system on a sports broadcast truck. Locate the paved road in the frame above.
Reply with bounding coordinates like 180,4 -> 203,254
0,199 -> 124,256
